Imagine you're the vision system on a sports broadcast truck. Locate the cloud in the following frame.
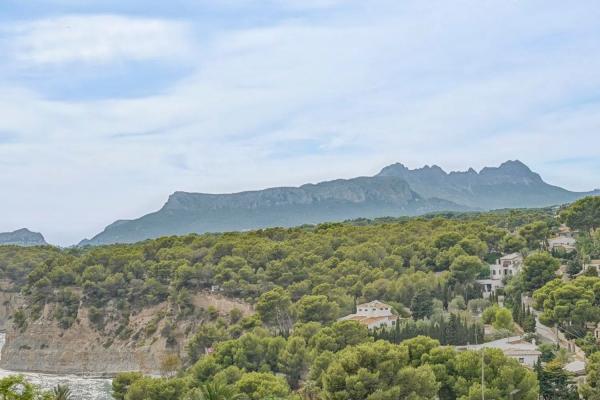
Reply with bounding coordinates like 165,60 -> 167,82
7,15 -> 192,65
0,131 -> 20,144
1,1 -> 600,245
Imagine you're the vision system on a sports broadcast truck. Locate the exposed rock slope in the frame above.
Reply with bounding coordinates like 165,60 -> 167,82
0,292 -> 253,375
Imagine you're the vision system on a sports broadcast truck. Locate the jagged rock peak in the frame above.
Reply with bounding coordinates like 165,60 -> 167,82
378,160 -> 538,177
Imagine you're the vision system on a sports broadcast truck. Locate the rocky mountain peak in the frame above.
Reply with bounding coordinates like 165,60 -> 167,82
479,160 -> 542,184
0,228 -> 48,246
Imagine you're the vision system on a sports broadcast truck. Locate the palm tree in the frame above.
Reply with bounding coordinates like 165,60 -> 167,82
187,382 -> 246,400
52,384 -> 72,400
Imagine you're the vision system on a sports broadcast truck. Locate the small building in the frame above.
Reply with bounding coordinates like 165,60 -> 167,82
490,253 -> 523,279
564,360 -> 586,384
548,236 -> 577,253
339,300 -> 400,329
557,224 -> 575,238
477,278 -> 504,297
477,253 -> 524,296
457,336 -> 541,367
573,260 -> 600,277
583,260 -> 600,274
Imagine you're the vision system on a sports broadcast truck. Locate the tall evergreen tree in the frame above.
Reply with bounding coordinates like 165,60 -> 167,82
538,360 -> 579,400
410,290 -> 434,320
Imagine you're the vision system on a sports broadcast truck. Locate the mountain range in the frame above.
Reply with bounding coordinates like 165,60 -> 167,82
79,160 -> 599,246
0,228 -> 48,246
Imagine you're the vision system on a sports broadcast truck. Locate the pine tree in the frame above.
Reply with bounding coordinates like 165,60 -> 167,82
538,360 -> 579,400
410,290 -> 434,320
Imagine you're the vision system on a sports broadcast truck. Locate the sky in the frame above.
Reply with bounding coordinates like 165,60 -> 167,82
1,0 -> 600,245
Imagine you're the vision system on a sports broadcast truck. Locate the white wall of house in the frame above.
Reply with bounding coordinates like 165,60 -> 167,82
510,353 -> 539,368
356,302 -> 393,317
366,318 -> 397,329
490,253 -> 523,281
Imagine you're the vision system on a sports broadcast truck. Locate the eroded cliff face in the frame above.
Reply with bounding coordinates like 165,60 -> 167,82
0,291 -> 253,376
0,291 -> 24,332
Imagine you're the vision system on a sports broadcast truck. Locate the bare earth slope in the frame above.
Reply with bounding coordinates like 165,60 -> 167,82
0,292 -> 253,376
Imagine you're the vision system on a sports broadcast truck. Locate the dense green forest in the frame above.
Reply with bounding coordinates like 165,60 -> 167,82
3,199 -> 600,400
1,209 -> 554,333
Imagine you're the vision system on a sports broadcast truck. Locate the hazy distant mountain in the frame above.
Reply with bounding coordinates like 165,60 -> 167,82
80,160 -> 599,245
0,229 -> 48,246
377,160 -> 595,209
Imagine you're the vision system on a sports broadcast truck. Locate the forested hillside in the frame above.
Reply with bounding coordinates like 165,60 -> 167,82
2,209 -> 554,332
5,198 -> 600,399
0,207 -> 566,399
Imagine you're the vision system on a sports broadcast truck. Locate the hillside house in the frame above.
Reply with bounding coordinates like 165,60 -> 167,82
490,253 -> 523,278
583,260 -> 600,274
548,236 -> 577,253
478,253 -> 524,296
557,224 -> 575,238
549,225 -> 577,252
457,336 -> 541,367
339,300 -> 400,329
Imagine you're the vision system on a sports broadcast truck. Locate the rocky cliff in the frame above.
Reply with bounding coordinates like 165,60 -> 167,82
0,292 -> 253,376
0,291 -> 24,332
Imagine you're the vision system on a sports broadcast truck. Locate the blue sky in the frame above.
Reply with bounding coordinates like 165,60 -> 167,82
1,0 -> 600,245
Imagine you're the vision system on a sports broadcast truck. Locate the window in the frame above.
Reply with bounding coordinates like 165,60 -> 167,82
492,270 -> 496,275
518,358 -> 525,363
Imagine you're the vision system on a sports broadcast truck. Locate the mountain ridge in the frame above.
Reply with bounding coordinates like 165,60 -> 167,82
0,228 -> 48,247
79,161 -> 599,246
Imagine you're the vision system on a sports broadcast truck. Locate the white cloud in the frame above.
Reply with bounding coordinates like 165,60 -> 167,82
1,1 -> 600,244
8,15 -> 192,65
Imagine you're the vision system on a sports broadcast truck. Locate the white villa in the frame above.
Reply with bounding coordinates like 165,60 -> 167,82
478,253 -> 524,296
457,336 -> 541,367
339,300 -> 400,329
549,224 -> 577,252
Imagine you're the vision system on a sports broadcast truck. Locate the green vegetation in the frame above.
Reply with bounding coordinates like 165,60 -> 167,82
581,352 -> 600,399
533,276 -> 600,339
111,329 -> 538,400
0,376 -> 72,400
536,360 -> 579,400
0,209 -> 554,337
373,313 -> 483,345
0,205 -> 586,400
560,196 -> 600,234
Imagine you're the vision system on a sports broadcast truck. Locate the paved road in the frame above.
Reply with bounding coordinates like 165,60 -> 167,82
535,316 -> 559,344
523,295 -> 586,361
